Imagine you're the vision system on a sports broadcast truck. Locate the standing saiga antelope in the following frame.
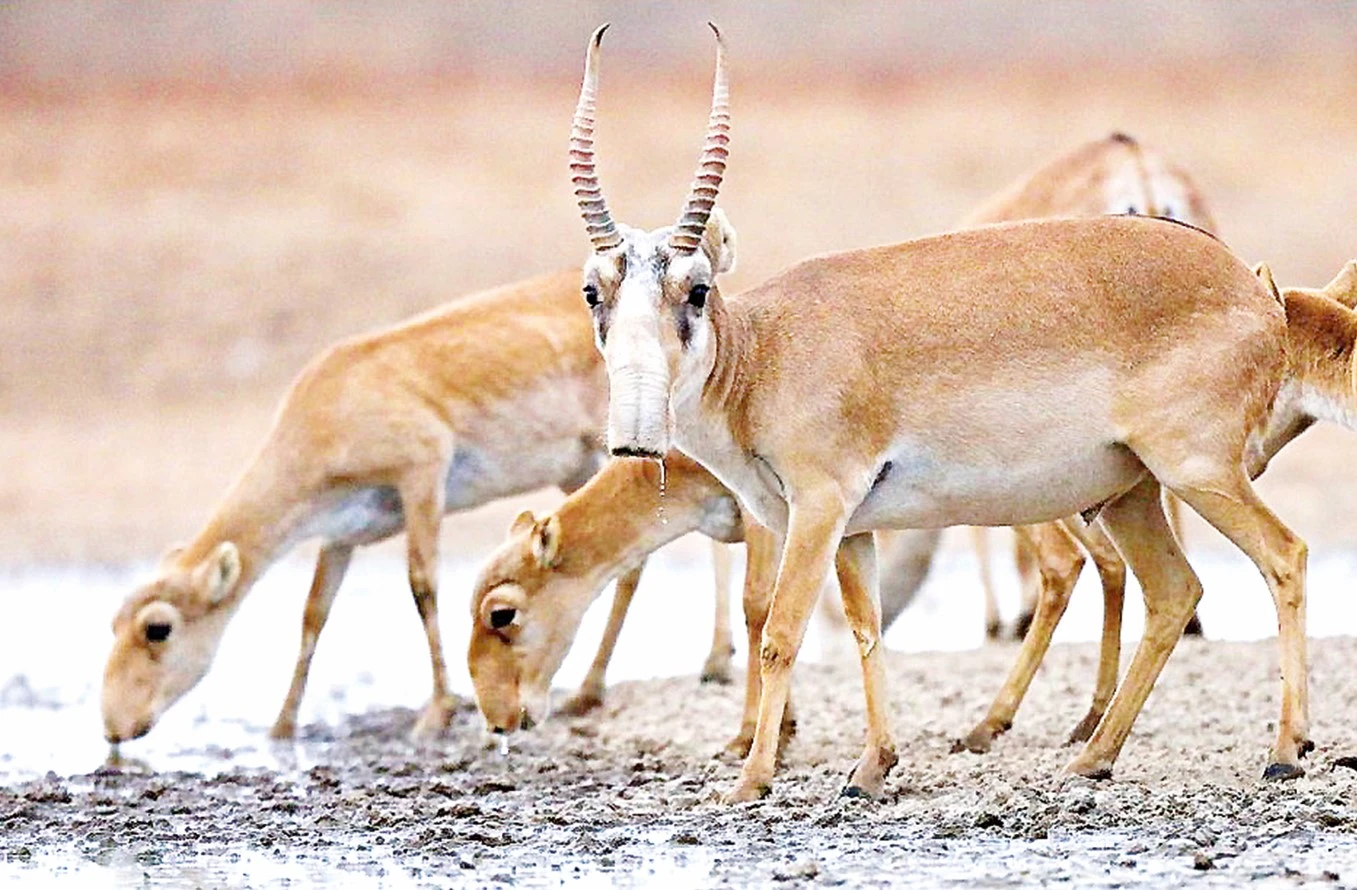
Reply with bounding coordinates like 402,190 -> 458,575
466,133 -> 1214,744
565,24 -> 1307,801
99,271 -> 736,744
468,251 -> 1354,767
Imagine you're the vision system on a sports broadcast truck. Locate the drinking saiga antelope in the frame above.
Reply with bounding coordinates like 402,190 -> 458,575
466,132 -> 1215,747
565,24 -> 1307,801
99,271 -> 736,744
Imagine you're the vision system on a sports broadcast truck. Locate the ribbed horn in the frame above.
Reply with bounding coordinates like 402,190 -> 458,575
670,22 -> 729,253
571,24 -> 622,253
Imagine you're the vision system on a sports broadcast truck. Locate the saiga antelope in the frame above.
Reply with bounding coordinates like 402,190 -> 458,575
467,133 -> 1214,743
468,445 -> 938,755
99,271 -> 734,743
565,24 -> 1307,800
958,260 -> 1357,757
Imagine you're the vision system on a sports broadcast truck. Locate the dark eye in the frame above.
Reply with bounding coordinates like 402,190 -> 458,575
688,284 -> 709,309
145,622 -> 172,643
489,608 -> 517,630
582,284 -> 600,307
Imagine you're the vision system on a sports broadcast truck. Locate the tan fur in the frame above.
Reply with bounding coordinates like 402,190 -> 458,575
872,133 -> 1216,644
567,29 -> 1300,798
964,132 -> 1216,231
467,452 -> 744,732
102,270 -> 626,743
981,263 -> 1357,757
586,192 -> 1304,801
914,135 -> 1218,755
468,135 -> 1222,759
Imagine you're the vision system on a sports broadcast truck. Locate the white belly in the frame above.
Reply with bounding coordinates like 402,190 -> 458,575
847,437 -> 1144,533
443,438 -> 600,509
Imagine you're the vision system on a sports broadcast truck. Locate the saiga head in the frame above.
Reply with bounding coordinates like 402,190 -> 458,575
572,23 -> 738,459
466,510 -> 603,733
101,543 -> 244,743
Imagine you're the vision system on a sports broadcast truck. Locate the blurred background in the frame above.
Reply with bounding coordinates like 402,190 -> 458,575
3,0 -> 1357,565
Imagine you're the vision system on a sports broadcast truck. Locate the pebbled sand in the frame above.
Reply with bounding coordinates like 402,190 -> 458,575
4,636 -> 1357,886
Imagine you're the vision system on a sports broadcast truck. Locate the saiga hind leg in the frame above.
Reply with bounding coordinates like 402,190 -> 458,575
955,521 -> 1084,754
557,562 -> 646,716
970,527 -> 1003,639
1065,477 -> 1202,780
1167,473 -> 1310,778
835,532 -> 898,798
1165,493 -> 1205,636
270,543 -> 355,740
1063,517 -> 1126,745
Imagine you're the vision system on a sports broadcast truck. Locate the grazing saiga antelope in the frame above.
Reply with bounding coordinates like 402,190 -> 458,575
467,444 -> 940,754
567,24 -> 1307,800
99,270 -> 735,743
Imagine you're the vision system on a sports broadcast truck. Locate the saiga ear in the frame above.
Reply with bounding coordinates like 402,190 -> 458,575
194,542 -> 242,605
510,510 -> 537,536
702,208 -> 737,275
1252,262 -> 1280,302
531,515 -> 563,570
1322,260 -> 1357,309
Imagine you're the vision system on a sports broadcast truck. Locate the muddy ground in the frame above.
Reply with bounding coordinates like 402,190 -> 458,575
5,637 -> 1357,887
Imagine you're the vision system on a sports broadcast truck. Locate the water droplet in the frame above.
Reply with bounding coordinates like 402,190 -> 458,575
656,455 -> 668,526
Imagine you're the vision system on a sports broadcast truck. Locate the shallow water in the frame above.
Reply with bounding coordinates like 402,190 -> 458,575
4,541 -> 1356,783
4,540 -> 1357,888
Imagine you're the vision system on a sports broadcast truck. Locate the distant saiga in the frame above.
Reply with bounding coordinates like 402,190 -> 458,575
564,23 -> 1308,800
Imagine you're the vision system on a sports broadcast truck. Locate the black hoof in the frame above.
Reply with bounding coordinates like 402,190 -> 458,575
1262,762 -> 1305,782
1012,611 -> 1034,640
841,784 -> 873,799
1084,766 -> 1113,782
700,672 -> 732,686
1183,613 -> 1205,637
1300,739 -> 1315,759
985,619 -> 1003,640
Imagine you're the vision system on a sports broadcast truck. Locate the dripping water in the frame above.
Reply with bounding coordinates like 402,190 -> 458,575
654,455 -> 668,526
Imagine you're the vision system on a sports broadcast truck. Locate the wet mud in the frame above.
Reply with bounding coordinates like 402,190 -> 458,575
5,637 -> 1357,887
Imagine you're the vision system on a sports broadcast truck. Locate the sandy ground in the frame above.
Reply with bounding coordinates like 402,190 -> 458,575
4,636 -> 1357,887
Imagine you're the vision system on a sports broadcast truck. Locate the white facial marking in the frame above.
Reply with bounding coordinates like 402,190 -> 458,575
601,229 -> 674,457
